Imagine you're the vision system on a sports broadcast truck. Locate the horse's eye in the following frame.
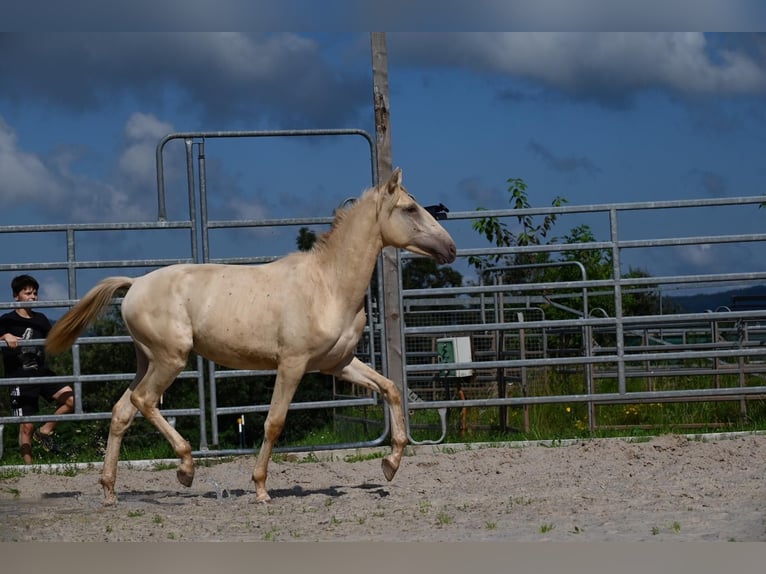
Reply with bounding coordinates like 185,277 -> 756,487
404,205 -> 418,214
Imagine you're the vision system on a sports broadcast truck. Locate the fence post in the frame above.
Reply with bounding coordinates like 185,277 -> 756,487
371,33 -> 405,402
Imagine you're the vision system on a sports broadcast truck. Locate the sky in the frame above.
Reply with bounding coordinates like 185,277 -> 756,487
1,32 -> 766,307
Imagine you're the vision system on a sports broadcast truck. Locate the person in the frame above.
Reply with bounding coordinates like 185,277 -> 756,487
0,274 -> 74,463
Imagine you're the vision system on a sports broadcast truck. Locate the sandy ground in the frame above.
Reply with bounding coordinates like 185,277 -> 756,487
1,432 -> 765,542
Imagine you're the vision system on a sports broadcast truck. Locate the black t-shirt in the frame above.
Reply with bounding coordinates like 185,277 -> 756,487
0,310 -> 52,375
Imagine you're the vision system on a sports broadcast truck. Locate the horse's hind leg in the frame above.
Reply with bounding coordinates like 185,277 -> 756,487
100,346 -> 147,506
330,357 -> 407,481
100,387 -> 138,506
129,352 -> 194,488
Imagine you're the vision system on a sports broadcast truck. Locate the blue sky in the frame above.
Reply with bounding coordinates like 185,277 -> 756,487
1,32 -> 766,305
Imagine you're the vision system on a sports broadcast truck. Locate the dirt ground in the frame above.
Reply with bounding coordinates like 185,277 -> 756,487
1,432 -> 765,542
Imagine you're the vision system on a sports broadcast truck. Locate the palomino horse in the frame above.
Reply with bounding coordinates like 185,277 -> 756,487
46,168 -> 457,505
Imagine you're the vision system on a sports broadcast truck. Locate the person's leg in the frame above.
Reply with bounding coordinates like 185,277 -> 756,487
10,382 -> 40,464
18,422 -> 34,464
37,385 -> 74,437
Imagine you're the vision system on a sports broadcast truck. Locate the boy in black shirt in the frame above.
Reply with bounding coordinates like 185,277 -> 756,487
0,275 -> 74,463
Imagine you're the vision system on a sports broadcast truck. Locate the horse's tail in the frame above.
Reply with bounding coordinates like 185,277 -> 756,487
46,277 -> 135,354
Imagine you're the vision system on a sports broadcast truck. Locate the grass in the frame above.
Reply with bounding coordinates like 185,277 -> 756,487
344,451 -> 385,463
436,511 -> 453,525
3,370 -> 766,467
0,468 -> 24,480
652,522 -> 682,535
262,528 -> 280,541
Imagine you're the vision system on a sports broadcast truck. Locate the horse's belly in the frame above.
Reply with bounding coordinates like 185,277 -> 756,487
308,323 -> 365,371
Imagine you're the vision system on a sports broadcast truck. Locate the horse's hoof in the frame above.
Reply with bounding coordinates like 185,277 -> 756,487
381,456 -> 398,481
254,493 -> 272,504
102,495 -> 118,507
176,469 -> 194,488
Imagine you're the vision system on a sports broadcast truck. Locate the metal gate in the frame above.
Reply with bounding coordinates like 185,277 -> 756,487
0,129 -> 396,459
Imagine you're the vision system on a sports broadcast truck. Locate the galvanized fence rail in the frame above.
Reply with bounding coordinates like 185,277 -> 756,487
2,130 -> 766,460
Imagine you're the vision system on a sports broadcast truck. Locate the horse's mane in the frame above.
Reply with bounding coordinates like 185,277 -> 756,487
311,185 -> 377,256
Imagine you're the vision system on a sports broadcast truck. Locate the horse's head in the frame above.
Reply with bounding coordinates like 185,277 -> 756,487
378,168 -> 457,264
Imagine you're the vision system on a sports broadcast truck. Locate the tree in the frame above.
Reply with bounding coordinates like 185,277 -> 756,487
296,227 -> 317,252
402,258 -> 463,290
469,177 -> 568,286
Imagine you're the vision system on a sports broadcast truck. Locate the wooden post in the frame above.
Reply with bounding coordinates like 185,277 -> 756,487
370,33 -> 405,394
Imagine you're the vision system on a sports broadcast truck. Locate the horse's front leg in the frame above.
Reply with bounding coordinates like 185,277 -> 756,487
252,361 -> 305,502
330,357 -> 407,481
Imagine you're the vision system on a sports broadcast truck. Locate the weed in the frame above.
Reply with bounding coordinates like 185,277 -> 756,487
508,496 -> 533,507
485,521 -> 497,530
436,511 -> 453,525
167,532 -> 176,540
127,509 -> 145,518
153,514 -> 164,525
671,521 -> 681,533
418,500 -> 432,514
300,452 -> 319,464
330,515 -> 343,525
651,526 -> 660,535
152,462 -> 177,472
0,468 -> 24,480
324,498 -> 335,507
45,464 -> 78,477
2,487 -> 20,498
539,523 -> 555,534
262,528 -> 280,541
344,451 -> 385,463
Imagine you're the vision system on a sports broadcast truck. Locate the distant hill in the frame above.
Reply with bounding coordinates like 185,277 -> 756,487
668,284 -> 766,313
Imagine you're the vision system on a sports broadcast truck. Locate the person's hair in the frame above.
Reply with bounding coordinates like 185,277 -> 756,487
11,274 -> 39,296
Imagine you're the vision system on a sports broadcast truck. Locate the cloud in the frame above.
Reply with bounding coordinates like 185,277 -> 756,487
0,33 -> 370,128
0,116 -> 65,205
527,139 -> 602,177
118,113 -> 175,190
0,112 -> 175,224
457,176 -> 507,209
686,169 -> 728,198
392,33 -> 766,107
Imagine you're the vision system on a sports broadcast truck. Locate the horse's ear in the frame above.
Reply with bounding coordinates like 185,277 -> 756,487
386,168 -> 403,195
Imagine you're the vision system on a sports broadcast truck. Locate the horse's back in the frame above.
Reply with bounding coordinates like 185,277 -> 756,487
120,260 -> 319,368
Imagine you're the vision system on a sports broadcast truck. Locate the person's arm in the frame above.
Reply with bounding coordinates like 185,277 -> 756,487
0,317 -> 19,348
0,328 -> 19,348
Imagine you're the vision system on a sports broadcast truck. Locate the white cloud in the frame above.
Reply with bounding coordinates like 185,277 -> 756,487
394,33 -> 766,102
675,243 -> 715,268
0,116 -> 65,204
0,113 -> 175,224
119,112 -> 175,190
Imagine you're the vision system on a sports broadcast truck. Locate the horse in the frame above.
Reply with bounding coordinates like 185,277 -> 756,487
46,168 -> 457,505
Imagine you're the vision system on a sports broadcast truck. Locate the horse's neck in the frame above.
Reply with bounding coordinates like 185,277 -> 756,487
316,198 -> 382,303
